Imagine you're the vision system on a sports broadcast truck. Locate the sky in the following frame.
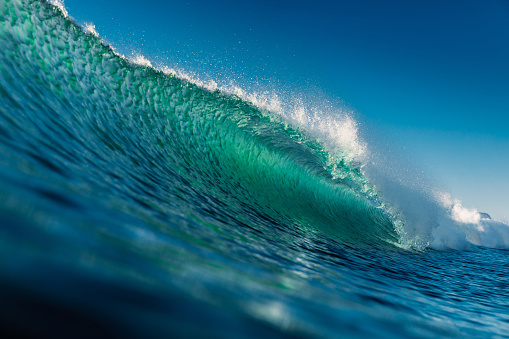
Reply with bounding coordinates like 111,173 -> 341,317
62,0 -> 509,221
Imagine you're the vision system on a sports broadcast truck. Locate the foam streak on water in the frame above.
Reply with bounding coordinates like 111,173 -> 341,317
0,0 -> 508,337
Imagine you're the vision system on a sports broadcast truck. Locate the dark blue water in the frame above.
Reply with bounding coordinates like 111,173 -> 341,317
1,1 -> 508,337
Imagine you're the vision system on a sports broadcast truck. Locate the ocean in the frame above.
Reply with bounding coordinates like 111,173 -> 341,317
1,0 -> 509,337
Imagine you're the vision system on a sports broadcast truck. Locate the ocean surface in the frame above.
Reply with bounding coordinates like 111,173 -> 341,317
1,1 -> 509,337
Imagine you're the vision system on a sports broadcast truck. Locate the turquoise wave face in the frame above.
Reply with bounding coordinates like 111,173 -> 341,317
0,0 -> 398,247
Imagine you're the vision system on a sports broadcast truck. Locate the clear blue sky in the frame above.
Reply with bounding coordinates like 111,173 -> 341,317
63,0 -> 509,221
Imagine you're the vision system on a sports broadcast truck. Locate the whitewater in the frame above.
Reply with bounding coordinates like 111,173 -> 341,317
0,0 -> 508,337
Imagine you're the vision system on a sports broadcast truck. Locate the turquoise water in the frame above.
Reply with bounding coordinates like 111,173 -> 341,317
1,1 -> 509,337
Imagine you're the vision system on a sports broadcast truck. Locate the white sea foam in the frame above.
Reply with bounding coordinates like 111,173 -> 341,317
48,0 -> 68,17
286,100 -> 367,163
83,22 -> 99,37
429,193 -> 509,250
130,54 -> 153,68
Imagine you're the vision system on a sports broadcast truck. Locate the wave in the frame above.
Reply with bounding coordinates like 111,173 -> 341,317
1,0 -> 507,251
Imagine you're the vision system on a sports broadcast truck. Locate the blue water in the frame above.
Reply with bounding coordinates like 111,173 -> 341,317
1,1 -> 509,337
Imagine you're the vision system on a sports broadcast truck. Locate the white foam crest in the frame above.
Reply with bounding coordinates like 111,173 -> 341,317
159,65 -> 220,92
47,0 -> 68,17
285,105 -> 366,164
375,189 -> 509,251
227,87 -> 367,163
238,89 -> 284,115
317,114 -> 366,162
290,104 -> 367,163
159,64 -> 287,115
83,22 -> 99,37
439,194 -> 481,224
130,54 -> 153,68
428,192 -> 509,250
